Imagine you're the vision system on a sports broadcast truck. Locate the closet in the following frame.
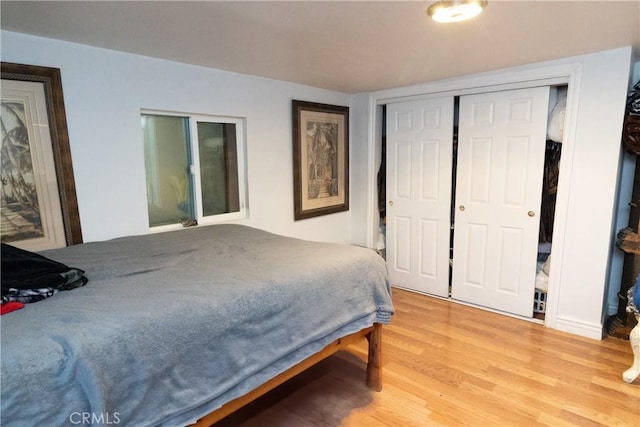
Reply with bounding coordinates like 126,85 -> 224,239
385,85 -> 566,319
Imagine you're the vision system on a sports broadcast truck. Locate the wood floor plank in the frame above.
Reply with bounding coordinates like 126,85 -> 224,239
213,288 -> 640,427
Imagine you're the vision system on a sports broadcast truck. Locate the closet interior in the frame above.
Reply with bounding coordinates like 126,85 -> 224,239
532,85 -> 566,320
379,85 -> 568,320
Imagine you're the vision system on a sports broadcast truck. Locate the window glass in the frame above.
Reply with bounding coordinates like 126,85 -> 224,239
142,115 -> 194,227
197,122 -> 240,216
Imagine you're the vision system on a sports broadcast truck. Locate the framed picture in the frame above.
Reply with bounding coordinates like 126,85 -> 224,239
292,100 -> 349,220
1,62 -> 82,250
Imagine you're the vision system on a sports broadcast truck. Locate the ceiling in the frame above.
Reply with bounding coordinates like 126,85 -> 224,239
1,1 -> 639,93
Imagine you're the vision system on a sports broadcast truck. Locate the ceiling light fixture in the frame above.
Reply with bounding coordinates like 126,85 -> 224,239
427,0 -> 487,23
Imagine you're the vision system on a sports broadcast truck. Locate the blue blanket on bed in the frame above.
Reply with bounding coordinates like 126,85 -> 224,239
0,225 -> 393,426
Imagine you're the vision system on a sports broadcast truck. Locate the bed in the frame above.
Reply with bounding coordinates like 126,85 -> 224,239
0,224 -> 394,426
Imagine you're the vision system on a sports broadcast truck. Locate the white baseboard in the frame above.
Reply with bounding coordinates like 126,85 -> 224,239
555,315 -> 604,340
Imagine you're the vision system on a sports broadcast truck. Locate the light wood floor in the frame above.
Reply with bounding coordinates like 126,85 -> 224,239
214,288 -> 640,426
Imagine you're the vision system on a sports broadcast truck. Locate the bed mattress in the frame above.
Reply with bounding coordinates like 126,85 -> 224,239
0,224 -> 393,426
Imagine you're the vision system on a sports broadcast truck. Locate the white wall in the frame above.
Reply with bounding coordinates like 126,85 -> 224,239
355,47 -> 633,339
1,31 -> 355,244
349,93 -> 375,247
557,48 -> 631,337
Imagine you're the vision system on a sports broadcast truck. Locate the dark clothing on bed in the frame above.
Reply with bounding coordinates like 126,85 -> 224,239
1,243 -> 88,303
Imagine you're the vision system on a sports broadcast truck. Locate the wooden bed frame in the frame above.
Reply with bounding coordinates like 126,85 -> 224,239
190,323 -> 383,426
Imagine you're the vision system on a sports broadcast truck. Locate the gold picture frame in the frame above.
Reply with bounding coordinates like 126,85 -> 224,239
1,62 -> 82,248
292,100 -> 349,220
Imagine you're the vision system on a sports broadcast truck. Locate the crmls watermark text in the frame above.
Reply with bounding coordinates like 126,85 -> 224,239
69,412 -> 121,425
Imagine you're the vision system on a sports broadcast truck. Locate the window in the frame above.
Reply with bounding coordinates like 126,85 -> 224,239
141,112 -> 247,230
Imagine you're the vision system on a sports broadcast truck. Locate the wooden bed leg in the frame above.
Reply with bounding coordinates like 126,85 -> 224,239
366,323 -> 383,391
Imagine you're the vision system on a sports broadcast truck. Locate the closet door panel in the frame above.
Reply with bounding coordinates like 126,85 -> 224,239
468,137 -> 492,204
497,226 -> 524,294
421,140 -> 440,200
452,87 -> 549,317
464,223 -> 488,287
395,141 -> 412,199
386,97 -> 454,297
504,136 -> 529,206
393,216 -> 411,273
419,219 -> 438,278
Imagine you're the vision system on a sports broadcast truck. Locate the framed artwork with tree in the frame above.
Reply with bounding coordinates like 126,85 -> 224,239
1,62 -> 82,250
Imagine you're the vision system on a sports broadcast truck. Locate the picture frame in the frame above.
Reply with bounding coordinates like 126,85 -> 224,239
292,100 -> 349,220
1,62 -> 82,249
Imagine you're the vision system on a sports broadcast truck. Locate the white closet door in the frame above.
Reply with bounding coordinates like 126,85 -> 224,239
451,87 -> 549,317
386,97 -> 454,297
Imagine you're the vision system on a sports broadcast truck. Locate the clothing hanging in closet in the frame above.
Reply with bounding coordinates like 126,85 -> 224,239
539,140 -> 561,243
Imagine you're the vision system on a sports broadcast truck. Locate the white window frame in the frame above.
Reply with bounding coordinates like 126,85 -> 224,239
141,109 -> 249,232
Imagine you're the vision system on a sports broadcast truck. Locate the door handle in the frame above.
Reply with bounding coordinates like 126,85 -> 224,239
459,205 -> 465,211
389,200 -> 394,207
528,211 -> 535,217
